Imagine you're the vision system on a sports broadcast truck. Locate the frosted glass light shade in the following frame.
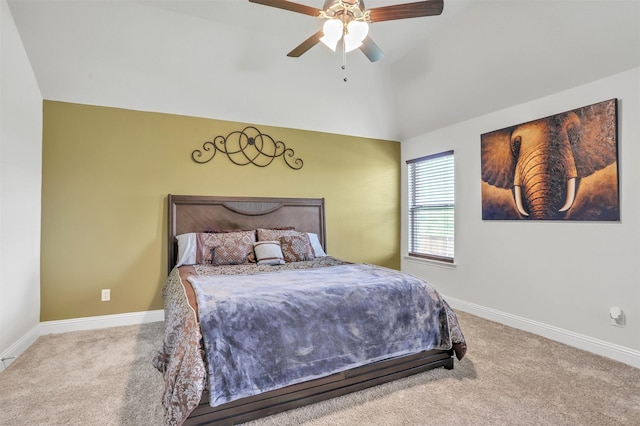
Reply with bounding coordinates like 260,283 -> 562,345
344,20 -> 369,52
320,19 -> 344,52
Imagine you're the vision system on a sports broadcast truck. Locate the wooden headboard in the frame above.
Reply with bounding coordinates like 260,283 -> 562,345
167,194 -> 326,273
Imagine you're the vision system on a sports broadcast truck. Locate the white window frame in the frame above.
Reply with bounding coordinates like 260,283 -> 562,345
407,150 -> 455,263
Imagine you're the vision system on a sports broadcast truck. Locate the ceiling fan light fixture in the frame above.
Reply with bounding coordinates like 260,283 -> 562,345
249,0 -> 444,64
320,19 -> 344,51
343,20 -> 369,53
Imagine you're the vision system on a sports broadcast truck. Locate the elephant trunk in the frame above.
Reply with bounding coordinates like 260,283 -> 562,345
514,144 -> 578,219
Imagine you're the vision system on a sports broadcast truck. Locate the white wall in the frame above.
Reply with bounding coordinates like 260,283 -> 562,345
0,0 -> 43,371
401,68 -> 640,366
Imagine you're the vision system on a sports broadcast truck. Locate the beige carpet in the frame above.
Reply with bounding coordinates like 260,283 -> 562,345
1,311 -> 639,425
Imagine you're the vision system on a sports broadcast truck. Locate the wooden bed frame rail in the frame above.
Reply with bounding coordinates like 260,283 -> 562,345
186,349 -> 454,425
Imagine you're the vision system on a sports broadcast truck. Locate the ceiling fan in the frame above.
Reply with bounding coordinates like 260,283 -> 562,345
248,0 -> 444,62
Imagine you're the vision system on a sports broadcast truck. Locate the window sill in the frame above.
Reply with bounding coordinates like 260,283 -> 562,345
403,255 -> 457,269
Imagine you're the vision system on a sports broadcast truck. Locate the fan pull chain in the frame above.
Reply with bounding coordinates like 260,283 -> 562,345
342,39 -> 348,82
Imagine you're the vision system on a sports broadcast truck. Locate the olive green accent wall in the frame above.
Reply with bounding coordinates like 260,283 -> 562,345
41,101 -> 400,321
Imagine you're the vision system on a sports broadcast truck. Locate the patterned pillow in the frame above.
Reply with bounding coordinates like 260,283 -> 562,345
196,231 -> 256,265
203,228 -> 252,234
256,228 -> 297,242
279,233 -> 315,262
253,241 -> 285,265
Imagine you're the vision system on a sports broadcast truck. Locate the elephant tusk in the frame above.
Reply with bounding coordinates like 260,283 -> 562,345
514,185 -> 529,216
559,177 -> 577,212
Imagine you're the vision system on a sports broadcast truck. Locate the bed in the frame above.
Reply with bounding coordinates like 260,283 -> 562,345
154,194 -> 466,425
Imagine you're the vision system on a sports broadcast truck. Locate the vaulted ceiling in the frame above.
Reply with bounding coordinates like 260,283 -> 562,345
8,0 -> 640,140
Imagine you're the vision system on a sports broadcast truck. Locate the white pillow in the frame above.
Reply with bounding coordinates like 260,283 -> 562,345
254,241 -> 285,265
175,233 -> 197,267
307,232 -> 327,257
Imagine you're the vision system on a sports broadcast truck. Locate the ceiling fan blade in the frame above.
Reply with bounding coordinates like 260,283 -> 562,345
367,0 -> 443,22
287,30 -> 323,57
249,0 -> 322,17
359,37 -> 384,62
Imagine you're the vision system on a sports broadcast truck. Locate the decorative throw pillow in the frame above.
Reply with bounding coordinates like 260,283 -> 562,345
253,241 -> 285,265
203,228 -> 252,234
256,228 -> 297,242
279,233 -> 315,262
196,231 -> 256,265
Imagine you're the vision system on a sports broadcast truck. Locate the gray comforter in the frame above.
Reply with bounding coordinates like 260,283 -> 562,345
188,263 -> 455,408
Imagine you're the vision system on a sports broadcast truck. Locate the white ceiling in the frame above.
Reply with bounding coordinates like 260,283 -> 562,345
7,0 -> 640,140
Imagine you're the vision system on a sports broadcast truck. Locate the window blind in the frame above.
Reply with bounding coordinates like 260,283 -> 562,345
407,150 -> 454,263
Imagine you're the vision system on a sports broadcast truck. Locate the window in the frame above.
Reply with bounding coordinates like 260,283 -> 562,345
407,150 -> 454,263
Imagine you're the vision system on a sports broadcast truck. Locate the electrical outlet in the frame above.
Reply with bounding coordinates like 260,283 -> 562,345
101,289 -> 110,302
610,306 -> 625,327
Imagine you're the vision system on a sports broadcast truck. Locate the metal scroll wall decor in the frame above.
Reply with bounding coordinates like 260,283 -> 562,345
191,126 -> 303,170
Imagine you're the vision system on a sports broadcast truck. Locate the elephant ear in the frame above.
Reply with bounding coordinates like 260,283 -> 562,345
569,100 -> 618,178
481,128 -> 516,189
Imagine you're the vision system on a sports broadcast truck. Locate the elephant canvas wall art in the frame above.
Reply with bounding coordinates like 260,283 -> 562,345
481,99 -> 619,221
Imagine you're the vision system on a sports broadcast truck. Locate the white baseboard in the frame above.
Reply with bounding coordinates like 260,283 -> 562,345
39,309 -> 164,335
446,296 -> 640,369
0,310 -> 164,373
0,324 -> 40,372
